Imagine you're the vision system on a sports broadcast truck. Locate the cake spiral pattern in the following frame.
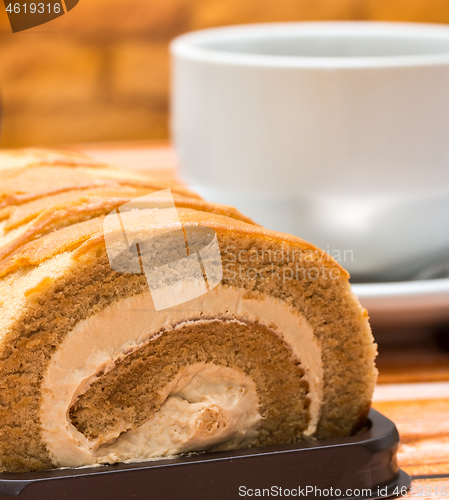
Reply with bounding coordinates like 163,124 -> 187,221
0,149 -> 377,472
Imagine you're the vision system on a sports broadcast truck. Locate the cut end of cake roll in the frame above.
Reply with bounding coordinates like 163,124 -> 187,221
0,149 -> 377,472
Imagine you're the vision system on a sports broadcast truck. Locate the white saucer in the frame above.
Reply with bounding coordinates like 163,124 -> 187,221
352,278 -> 449,328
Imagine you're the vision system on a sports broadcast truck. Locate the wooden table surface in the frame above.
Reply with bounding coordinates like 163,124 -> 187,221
73,142 -> 449,499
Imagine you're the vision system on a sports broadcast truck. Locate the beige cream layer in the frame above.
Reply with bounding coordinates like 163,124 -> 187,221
41,285 -> 323,468
96,362 -> 261,463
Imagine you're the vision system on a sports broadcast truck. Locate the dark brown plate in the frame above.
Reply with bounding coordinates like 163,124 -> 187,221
0,409 -> 410,500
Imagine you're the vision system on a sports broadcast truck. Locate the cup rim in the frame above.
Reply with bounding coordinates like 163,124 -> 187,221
171,21 -> 449,69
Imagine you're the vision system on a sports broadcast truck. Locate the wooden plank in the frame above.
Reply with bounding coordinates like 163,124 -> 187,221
373,397 -> 449,476
72,141 -> 177,180
374,382 -> 449,402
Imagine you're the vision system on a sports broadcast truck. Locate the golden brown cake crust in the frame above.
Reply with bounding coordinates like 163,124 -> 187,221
0,148 -> 201,208
0,148 -> 376,473
0,208 -> 347,279
0,148 -> 256,271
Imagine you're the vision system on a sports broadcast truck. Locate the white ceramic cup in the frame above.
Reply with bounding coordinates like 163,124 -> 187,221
171,22 -> 449,282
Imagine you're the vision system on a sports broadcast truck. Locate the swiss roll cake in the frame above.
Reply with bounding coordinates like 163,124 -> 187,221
0,149 -> 377,472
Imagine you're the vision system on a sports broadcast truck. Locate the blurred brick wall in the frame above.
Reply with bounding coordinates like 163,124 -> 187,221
0,0 -> 449,147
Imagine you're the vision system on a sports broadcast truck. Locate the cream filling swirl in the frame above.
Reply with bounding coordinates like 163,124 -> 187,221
41,285 -> 323,467
96,362 -> 261,464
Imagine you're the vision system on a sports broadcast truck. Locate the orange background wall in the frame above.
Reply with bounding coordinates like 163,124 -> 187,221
0,0 -> 449,147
